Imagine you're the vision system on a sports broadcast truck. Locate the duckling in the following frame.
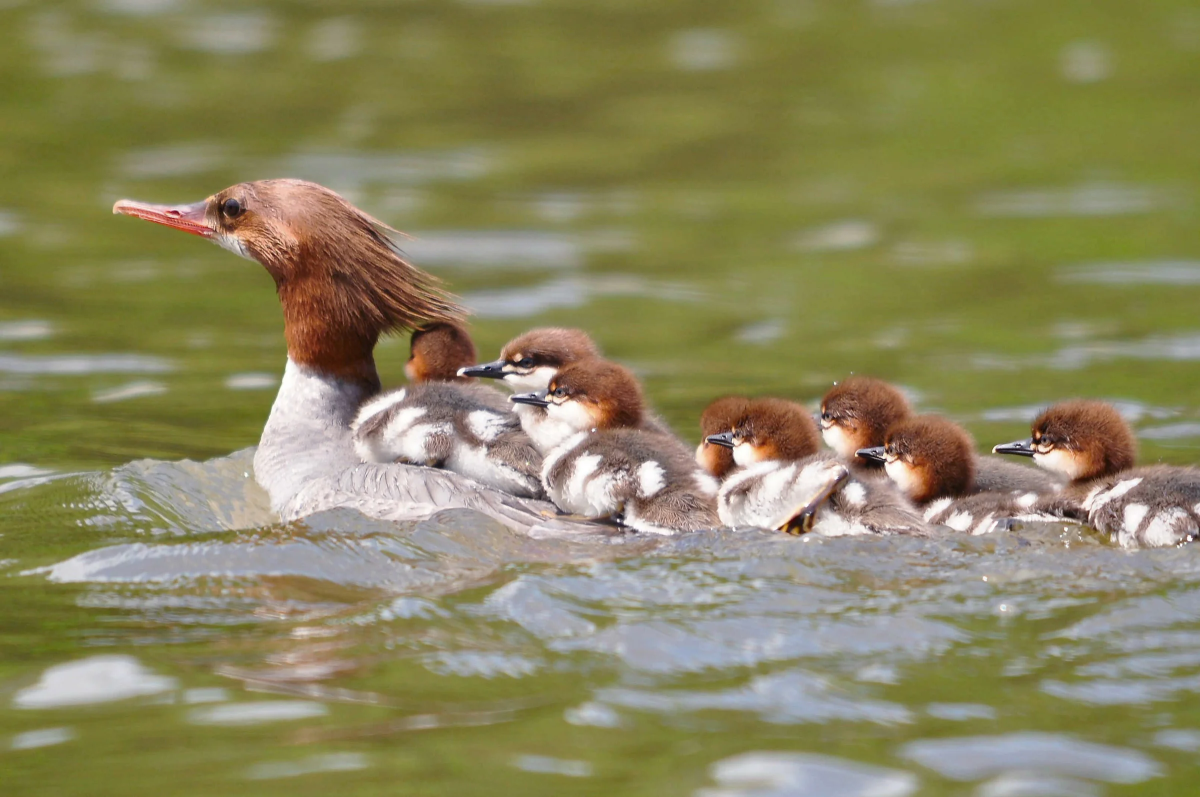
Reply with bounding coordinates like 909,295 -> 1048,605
858,415 -> 1036,534
703,397 -> 931,536
352,322 -> 543,498
458,327 -> 601,392
459,327 -> 674,449
821,375 -> 1055,493
696,395 -> 752,480
511,359 -> 719,534
819,376 -> 912,467
993,400 -> 1200,548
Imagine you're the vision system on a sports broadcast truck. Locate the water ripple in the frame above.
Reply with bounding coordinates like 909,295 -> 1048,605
899,733 -> 1163,784
699,751 -> 918,797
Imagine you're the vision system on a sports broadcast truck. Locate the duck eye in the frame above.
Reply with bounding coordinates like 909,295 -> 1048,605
821,411 -> 832,421
516,357 -> 534,369
552,386 -> 568,398
221,198 -> 242,218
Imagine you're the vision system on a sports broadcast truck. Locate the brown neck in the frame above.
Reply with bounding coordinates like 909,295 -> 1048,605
279,283 -> 382,391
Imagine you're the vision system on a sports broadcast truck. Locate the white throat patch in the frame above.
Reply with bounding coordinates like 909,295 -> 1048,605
547,399 -> 598,434
214,232 -> 253,261
822,424 -> 856,459
884,460 -> 923,500
1033,448 -> 1087,480
503,366 -> 558,393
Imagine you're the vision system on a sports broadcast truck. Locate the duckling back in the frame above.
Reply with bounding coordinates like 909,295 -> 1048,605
718,454 -> 931,536
1075,465 -> 1200,548
541,427 -> 720,534
353,382 -> 543,498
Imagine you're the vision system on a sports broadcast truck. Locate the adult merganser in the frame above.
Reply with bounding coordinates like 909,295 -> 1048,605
993,400 -> 1200,547
112,180 -> 595,535
821,375 -> 1056,493
459,327 -> 674,449
703,397 -> 930,536
511,359 -> 719,534
351,322 -> 543,498
857,415 -> 1039,534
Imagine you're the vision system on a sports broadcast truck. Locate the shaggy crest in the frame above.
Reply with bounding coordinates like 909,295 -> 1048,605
116,179 -> 463,386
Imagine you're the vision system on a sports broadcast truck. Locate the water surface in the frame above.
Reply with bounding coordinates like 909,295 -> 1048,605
4,1 -> 1200,794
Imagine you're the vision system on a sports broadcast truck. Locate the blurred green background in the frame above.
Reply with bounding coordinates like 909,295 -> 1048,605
4,0 -> 1200,466
5,0 -> 1200,794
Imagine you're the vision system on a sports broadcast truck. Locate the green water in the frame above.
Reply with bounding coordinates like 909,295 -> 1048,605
5,0 -> 1200,794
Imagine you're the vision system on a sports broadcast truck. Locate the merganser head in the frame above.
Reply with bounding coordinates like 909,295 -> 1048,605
858,415 -> 975,504
511,358 -> 643,433
113,179 -> 462,387
819,376 -> 912,465
406,322 -> 476,383
696,396 -> 752,478
992,400 -> 1136,482
707,397 -> 821,469
458,328 -> 600,392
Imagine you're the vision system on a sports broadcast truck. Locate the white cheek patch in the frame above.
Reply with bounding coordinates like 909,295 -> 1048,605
637,461 -> 666,498
1017,492 -> 1039,509
885,460 -> 922,500
467,410 -> 507,442
822,424 -> 855,459
733,442 -> 773,467
214,232 -> 253,261
1033,448 -> 1086,480
732,443 -> 751,468
547,400 -> 597,433
503,366 -> 559,393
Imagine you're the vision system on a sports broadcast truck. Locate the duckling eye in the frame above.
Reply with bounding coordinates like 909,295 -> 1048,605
552,386 -> 568,398
221,198 -> 243,218
516,357 -> 534,369
821,411 -> 832,421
